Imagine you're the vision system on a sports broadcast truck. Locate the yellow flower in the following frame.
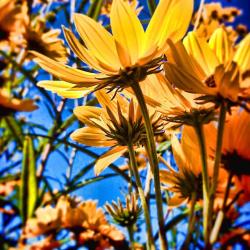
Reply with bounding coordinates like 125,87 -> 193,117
194,3 -> 242,41
0,0 -> 27,47
32,0 -> 193,98
165,27 -> 250,107
160,126 -> 227,207
24,205 -> 62,237
71,90 -> 163,175
101,0 -> 143,17
139,73 -> 215,127
25,17 -> 68,63
0,88 -> 38,116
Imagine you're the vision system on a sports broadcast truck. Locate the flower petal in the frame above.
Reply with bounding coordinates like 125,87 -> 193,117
145,0 -> 193,53
70,127 -> 115,147
31,51 -> 100,86
209,28 -> 233,65
37,81 -> 93,98
111,0 -> 144,65
234,34 -> 250,73
184,32 -> 220,76
73,106 -> 102,126
164,63 -> 213,94
73,13 -> 120,71
95,146 -> 127,175
63,27 -> 117,74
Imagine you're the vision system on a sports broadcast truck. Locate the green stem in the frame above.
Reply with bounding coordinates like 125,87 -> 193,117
207,103 -> 227,246
193,123 -> 210,246
182,192 -> 197,249
131,82 -> 168,250
147,0 -> 156,15
128,225 -> 135,250
210,172 -> 233,244
127,143 -> 155,250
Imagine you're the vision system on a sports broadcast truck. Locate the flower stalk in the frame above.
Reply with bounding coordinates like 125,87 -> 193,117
127,143 -> 155,250
193,122 -> 210,246
131,82 -> 168,250
208,103 -> 227,245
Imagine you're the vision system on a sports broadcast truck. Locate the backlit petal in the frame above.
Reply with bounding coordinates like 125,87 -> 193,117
70,127 -> 115,147
31,51 -> 100,86
184,32 -> 220,76
234,34 -> 250,72
95,146 -> 127,175
209,28 -> 233,64
37,81 -> 93,98
111,0 -> 144,65
63,27 -> 117,74
145,0 -> 193,53
73,13 -> 120,71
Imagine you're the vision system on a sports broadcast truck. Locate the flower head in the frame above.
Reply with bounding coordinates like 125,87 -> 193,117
105,193 -> 142,227
160,126 -> 227,207
32,0 -> 193,98
165,28 -> 250,109
71,90 -> 163,175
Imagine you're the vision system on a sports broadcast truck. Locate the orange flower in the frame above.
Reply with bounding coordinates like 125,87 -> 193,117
160,125 -> 227,207
0,0 -> 27,47
71,90 -> 163,175
0,88 -> 38,116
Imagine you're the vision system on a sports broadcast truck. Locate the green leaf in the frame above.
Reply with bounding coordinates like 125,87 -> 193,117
20,136 -> 37,223
157,140 -> 171,153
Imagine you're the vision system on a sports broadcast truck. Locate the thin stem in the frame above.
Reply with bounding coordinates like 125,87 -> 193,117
194,0 -> 205,30
210,172 -> 233,244
128,225 -> 135,250
127,143 -> 155,250
182,192 -> 197,249
207,103 -> 227,246
131,82 -> 168,250
193,123 -> 210,246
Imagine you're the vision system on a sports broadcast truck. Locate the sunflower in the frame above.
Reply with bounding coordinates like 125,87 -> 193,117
164,27 -> 250,109
32,0 -> 193,98
160,126 -> 227,207
71,90 -> 163,175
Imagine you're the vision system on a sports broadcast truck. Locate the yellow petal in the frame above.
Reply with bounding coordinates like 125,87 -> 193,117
37,81 -> 93,98
145,0 -> 193,53
73,106 -> 102,126
209,28 -> 233,65
73,13 -> 120,71
63,27 -> 117,74
167,39 -> 206,80
234,34 -> 250,73
184,32 -> 220,76
95,146 -> 127,175
164,63 -> 212,94
159,170 -> 176,185
110,0 -> 144,65
31,51 -> 100,86
70,127 -> 115,147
